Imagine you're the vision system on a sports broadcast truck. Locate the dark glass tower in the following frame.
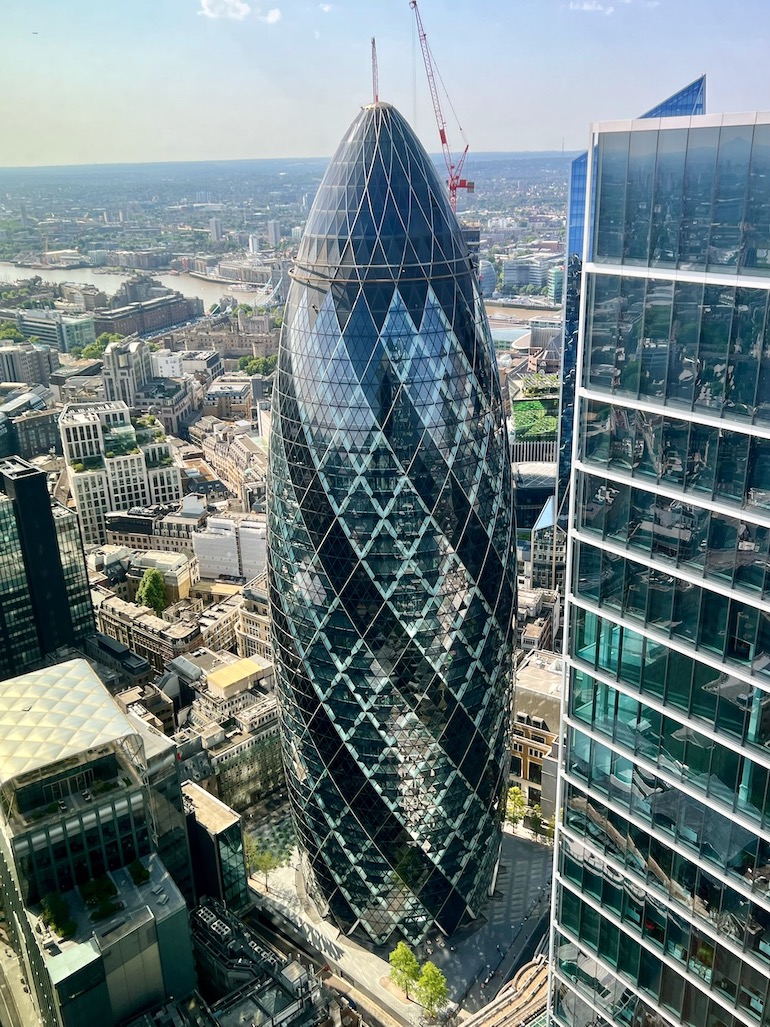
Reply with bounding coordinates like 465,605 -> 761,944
267,102 -> 516,945
553,110 -> 770,1027
0,457 -> 94,677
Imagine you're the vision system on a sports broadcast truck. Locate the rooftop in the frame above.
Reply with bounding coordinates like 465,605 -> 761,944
0,659 -> 141,791
182,780 -> 239,833
207,657 -> 271,693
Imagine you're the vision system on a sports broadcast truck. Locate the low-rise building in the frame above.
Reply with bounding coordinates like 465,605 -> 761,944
236,575 -> 272,660
173,649 -> 283,812
105,494 -> 208,554
125,549 -> 200,605
116,682 -> 176,735
510,649 -> 562,819
92,586 -> 202,673
192,513 -> 266,582
182,784 -> 248,911
203,373 -> 252,420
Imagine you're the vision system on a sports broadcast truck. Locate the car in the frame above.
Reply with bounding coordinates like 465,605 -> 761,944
58,800 -> 67,811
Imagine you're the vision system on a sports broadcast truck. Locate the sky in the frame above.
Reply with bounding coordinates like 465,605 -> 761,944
1,0 -> 768,167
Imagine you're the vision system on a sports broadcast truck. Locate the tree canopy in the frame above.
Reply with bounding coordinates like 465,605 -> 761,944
415,962 -> 448,1018
388,941 -> 420,999
243,835 -> 285,892
76,331 -> 124,361
506,785 -> 527,828
136,567 -> 167,616
238,354 -> 277,377
0,320 -> 25,343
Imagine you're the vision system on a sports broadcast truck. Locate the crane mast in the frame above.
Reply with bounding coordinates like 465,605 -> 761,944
409,0 -> 471,213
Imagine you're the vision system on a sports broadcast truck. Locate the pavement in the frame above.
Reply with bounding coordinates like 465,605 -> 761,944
247,825 -> 553,1025
0,931 -> 42,1027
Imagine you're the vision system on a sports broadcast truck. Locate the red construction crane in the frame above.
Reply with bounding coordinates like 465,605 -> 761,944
409,0 -> 474,213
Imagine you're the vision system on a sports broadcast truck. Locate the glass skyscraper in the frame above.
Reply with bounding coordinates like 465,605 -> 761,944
553,110 -> 770,1027
0,457 -> 93,677
267,102 -> 516,945
557,78 -> 707,508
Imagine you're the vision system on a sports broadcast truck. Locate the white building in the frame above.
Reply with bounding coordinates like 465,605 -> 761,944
60,402 -> 183,544
192,514 -> 266,581
267,220 -> 281,248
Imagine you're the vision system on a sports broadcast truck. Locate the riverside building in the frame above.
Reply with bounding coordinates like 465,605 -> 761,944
267,102 -> 516,946
552,110 -> 770,1027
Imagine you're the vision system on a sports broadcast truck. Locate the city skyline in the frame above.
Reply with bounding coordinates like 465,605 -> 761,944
2,0 -> 767,168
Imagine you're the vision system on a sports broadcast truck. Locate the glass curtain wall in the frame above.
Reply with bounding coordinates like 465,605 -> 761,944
553,113 -> 770,1027
267,102 -> 516,946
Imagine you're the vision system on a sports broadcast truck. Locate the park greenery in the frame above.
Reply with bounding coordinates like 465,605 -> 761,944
512,399 -> 559,440
388,943 -> 448,1017
136,567 -> 168,616
71,331 -> 124,360
0,320 -> 26,343
237,354 -> 278,377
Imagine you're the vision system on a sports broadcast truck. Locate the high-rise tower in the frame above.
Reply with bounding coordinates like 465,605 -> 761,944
267,102 -> 516,945
0,456 -> 94,677
553,110 -> 770,1027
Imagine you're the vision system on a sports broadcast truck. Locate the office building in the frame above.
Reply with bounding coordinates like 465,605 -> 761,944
556,76 -> 707,508
267,102 -> 516,945
0,309 -> 97,353
60,402 -> 183,544
192,514 -> 266,582
102,337 -> 154,407
105,495 -> 208,554
0,457 -> 93,678
0,341 -> 60,386
0,659 -> 195,1027
182,782 -> 248,911
209,217 -> 223,243
552,110 -> 770,1027
267,219 -> 281,248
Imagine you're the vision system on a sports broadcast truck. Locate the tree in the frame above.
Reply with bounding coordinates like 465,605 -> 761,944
528,803 -> 543,839
136,567 -> 167,616
80,331 -> 123,360
505,785 -> 526,828
244,835 -> 283,892
415,961 -> 448,1018
0,321 -> 24,342
546,815 -> 556,845
388,941 -> 420,1000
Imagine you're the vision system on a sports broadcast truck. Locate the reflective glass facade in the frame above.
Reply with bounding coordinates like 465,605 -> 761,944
553,112 -> 770,1027
557,78 -> 707,507
267,102 -> 516,945
0,459 -> 93,677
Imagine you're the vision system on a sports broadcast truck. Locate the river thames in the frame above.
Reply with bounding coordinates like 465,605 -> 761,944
0,261 -> 264,311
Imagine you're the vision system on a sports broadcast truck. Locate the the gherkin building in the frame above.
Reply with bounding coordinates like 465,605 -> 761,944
267,102 -> 516,945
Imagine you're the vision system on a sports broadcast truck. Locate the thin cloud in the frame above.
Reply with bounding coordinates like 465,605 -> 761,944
569,0 -> 615,11
319,3 -> 332,11
257,7 -> 281,22
199,0 -> 251,18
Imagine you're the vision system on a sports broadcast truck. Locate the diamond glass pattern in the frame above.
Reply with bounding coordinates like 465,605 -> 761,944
267,103 -> 516,945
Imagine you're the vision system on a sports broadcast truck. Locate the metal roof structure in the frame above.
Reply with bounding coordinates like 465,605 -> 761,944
0,658 -> 142,789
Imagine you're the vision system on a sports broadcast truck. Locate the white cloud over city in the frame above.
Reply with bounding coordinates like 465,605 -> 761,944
198,0 -> 281,22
